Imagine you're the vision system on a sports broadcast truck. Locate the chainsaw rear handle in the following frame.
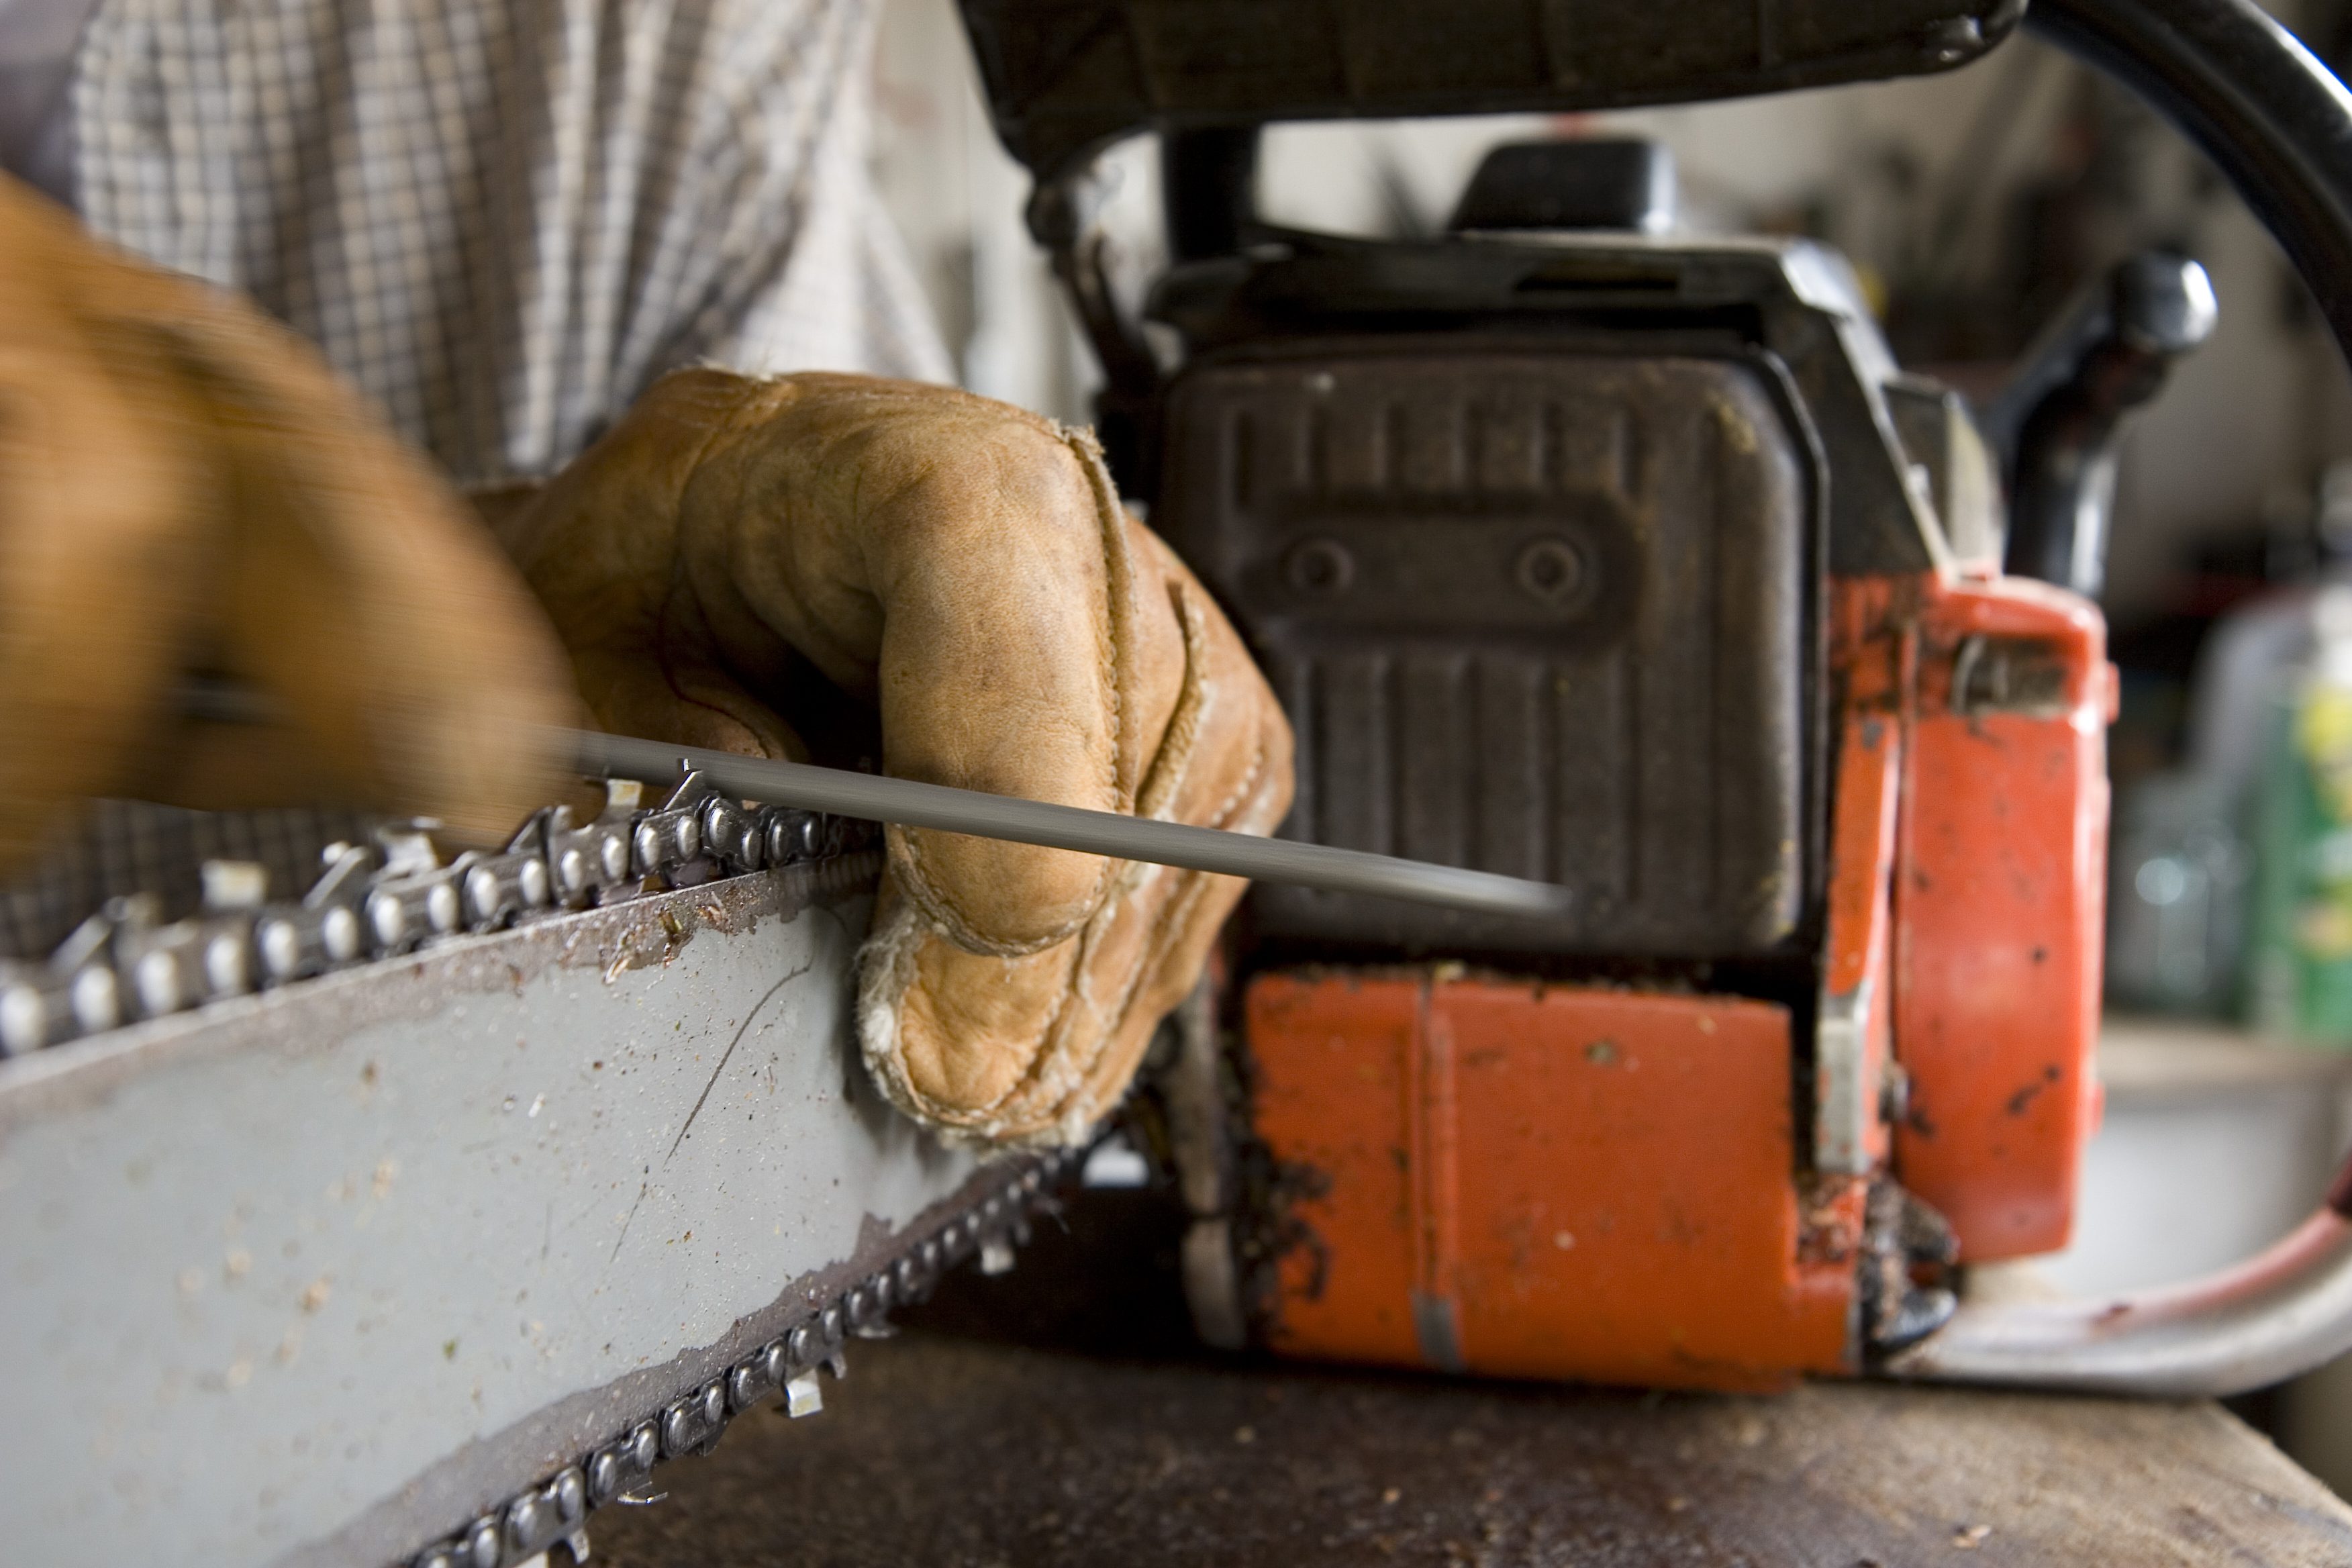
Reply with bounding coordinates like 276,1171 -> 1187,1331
1888,0 -> 2352,1398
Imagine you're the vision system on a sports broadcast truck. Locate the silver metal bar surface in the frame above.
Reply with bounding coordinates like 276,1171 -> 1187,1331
1888,1172 -> 2352,1397
569,730 -> 1577,922
0,855 -> 978,1567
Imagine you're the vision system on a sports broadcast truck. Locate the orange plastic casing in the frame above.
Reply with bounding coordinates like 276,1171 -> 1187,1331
1243,972 -> 1857,1391
1236,571 -> 2110,1389
1853,573 -> 2113,1260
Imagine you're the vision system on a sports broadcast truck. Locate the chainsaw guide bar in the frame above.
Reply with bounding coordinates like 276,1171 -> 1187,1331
0,769 -> 1075,1568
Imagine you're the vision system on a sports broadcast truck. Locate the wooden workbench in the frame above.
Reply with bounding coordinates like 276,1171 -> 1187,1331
591,1190 -> 2352,1567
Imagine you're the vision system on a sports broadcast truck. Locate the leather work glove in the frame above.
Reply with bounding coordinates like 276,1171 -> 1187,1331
497,370 -> 1294,1146
0,175 -> 579,859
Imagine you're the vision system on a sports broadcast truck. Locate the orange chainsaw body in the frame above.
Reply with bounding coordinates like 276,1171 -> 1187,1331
1230,570 -> 2111,1388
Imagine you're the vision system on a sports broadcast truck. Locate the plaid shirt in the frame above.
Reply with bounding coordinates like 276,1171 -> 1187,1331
0,0 -> 954,957
64,0 -> 951,488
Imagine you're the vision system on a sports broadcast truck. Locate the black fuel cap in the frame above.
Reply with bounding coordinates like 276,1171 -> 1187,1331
1449,138 -> 1677,234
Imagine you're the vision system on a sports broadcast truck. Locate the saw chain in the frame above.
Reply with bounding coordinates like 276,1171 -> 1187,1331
0,771 -> 868,1055
407,1150 -> 1073,1568
0,767 -> 1077,1568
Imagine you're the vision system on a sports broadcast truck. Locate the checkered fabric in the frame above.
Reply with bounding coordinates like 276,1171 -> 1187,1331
1,1 -> 952,952
0,801 -> 379,959
68,0 -> 952,489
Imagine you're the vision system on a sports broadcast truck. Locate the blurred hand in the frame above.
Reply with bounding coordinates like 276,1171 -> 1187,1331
0,168 -> 1291,1146
499,370 -> 1293,1146
0,175 -> 579,863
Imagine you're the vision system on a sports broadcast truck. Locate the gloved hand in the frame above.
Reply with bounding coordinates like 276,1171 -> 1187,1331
0,175 -> 579,860
497,370 -> 1293,1146
1,167 -> 1293,1148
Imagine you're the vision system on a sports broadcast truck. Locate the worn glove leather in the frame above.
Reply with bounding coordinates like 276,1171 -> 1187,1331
499,369 -> 1293,1146
0,175 -> 579,860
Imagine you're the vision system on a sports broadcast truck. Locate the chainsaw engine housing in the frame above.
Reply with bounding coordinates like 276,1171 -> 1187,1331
953,0 -> 2125,1389
1115,144 -> 2113,1389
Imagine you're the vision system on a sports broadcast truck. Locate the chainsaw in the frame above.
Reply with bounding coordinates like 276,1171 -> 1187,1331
10,1 -> 2352,1565
0,725 -> 1584,1568
960,0 -> 2352,1402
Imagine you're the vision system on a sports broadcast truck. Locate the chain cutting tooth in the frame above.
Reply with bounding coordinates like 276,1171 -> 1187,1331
199,916 -> 258,999
462,853 -> 552,929
0,905 -> 126,1048
0,963 -> 70,1055
893,1251 -> 932,1307
847,1270 -> 901,1338
632,773 -> 716,881
630,811 -> 701,877
813,1299 -> 850,1379
585,1420 -> 660,1506
699,796 -> 761,871
765,808 -> 824,866
727,1342 -> 781,1413
548,780 -> 642,906
460,814 -> 555,930
118,912 -> 262,1018
554,1465 -> 588,1526
583,1451 -> 622,1508
69,962 -> 121,1034
505,1491 -> 552,1557
0,966 -> 46,1056
659,1378 -> 728,1459
254,843 -> 374,985
128,942 -> 185,1018
502,1465 -> 587,1561
365,856 -> 471,957
256,901 -> 362,983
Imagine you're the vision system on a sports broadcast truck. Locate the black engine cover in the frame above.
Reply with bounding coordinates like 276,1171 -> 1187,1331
1158,341 -> 1812,958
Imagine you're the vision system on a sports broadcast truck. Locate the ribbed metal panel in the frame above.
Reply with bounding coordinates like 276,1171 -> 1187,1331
1159,347 -> 1810,955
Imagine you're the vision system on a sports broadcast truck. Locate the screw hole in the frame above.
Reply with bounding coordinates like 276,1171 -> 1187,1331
1514,538 -> 1587,608
1285,538 -> 1355,596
